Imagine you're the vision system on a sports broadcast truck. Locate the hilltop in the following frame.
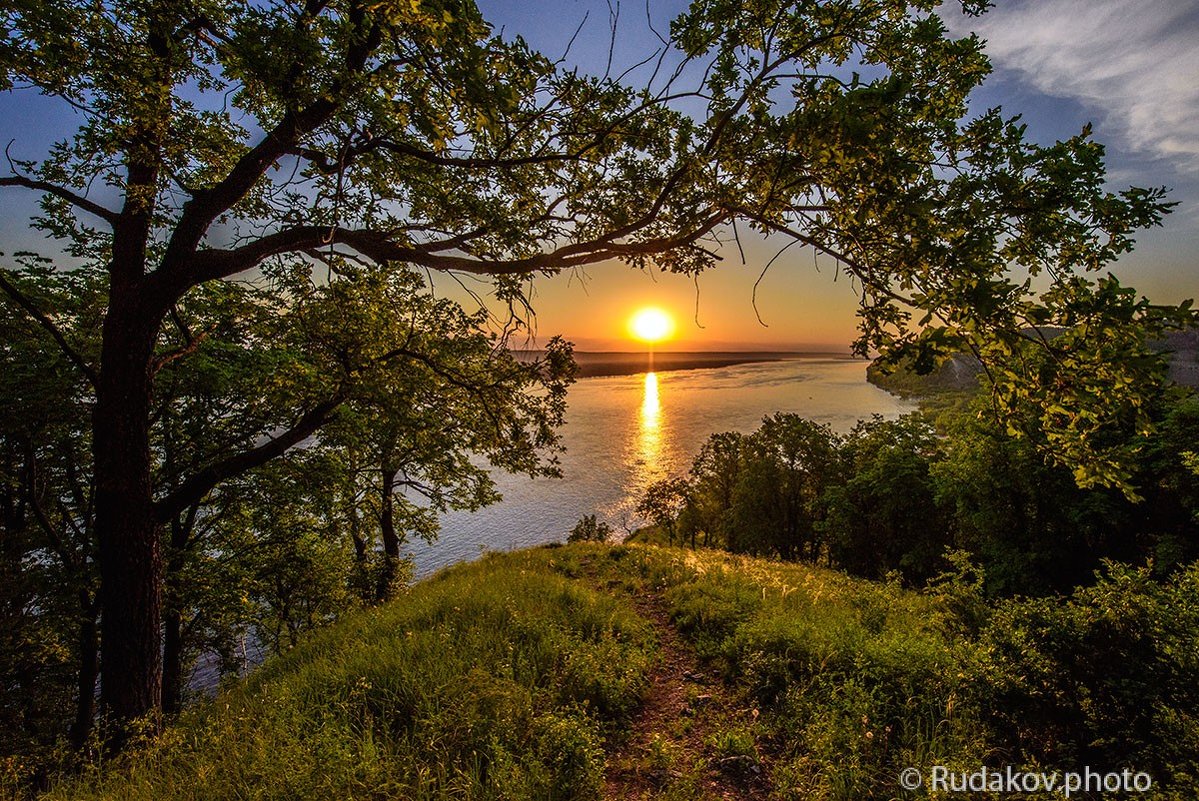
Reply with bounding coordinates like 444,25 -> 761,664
41,543 -> 1199,800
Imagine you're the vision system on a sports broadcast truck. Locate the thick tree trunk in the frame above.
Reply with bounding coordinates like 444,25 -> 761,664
93,299 -> 163,732
376,464 -> 400,601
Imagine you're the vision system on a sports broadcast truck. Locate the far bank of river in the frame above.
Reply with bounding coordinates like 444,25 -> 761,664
567,350 -> 829,377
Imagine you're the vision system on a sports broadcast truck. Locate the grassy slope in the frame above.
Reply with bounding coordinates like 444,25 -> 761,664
46,544 -> 1198,800
54,551 -> 657,801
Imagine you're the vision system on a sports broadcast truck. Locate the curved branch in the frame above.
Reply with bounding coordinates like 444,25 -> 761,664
183,211 -> 731,284
153,392 -> 345,522
159,4 -> 384,275
0,176 -> 119,226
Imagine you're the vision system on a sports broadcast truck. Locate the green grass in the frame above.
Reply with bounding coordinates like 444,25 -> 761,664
551,546 -> 988,800
47,551 -> 655,801
42,544 -> 1199,800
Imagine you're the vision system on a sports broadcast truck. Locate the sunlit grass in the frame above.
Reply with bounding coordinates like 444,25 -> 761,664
44,544 -> 1199,800
47,552 -> 655,801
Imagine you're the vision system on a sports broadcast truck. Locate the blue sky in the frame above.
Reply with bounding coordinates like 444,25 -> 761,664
1,0 -> 1195,350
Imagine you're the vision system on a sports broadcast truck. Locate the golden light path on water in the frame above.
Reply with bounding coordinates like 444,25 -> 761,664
637,372 -> 663,487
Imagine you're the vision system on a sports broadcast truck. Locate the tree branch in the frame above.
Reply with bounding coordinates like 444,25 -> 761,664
0,269 -> 99,388
158,4 -> 383,280
185,211 -> 730,284
153,393 -> 346,522
0,176 -> 120,225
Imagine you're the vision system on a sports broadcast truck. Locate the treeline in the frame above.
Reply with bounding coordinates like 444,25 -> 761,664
636,392 -> 1199,596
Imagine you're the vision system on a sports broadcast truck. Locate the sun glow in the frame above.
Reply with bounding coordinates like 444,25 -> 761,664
628,307 -> 675,344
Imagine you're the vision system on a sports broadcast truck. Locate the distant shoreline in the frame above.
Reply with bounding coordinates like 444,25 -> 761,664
569,350 -> 856,378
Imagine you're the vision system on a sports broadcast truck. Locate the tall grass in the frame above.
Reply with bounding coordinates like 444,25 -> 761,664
46,552 -> 654,801
41,544 -> 1199,800
554,546 -> 988,800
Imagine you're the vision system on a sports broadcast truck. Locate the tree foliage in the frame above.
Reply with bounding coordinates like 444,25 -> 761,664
824,414 -> 948,582
567,515 -> 613,544
0,256 -> 574,755
0,0 -> 1192,738
654,397 -> 1199,596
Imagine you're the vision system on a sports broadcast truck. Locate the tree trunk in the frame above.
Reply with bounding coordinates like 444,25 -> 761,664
376,464 -> 400,601
161,512 -> 194,715
93,299 -> 163,733
161,606 -> 184,715
69,592 -> 99,749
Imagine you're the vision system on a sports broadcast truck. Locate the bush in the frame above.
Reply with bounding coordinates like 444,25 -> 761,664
973,563 -> 1199,785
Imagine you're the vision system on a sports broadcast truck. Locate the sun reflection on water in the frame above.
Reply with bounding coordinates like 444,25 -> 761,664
641,372 -> 660,429
637,371 -> 665,485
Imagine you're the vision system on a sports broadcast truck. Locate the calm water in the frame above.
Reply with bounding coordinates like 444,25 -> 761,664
403,357 -> 915,576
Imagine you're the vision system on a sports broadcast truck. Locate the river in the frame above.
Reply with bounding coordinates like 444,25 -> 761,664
403,355 -> 916,577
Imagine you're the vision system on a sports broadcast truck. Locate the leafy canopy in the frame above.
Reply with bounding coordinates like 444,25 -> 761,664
0,0 -> 1190,494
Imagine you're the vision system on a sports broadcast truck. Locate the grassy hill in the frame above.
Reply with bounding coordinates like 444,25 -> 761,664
43,544 -> 1199,800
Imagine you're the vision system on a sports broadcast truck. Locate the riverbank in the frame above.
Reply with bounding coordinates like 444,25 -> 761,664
42,543 -> 1199,801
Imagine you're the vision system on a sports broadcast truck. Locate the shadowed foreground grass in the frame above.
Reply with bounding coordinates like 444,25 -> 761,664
49,553 -> 655,801
43,544 -> 1199,800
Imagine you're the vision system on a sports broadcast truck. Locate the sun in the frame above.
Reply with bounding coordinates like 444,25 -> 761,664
629,307 -> 675,344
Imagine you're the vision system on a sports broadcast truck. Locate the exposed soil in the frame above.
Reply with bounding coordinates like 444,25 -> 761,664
599,592 -> 772,801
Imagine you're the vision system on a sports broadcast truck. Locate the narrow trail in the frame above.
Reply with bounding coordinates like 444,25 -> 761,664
599,591 -> 772,801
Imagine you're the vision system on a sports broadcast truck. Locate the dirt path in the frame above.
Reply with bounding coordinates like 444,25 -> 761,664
600,593 -> 771,801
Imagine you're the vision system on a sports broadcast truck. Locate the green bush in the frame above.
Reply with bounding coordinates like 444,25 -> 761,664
974,563 -> 1199,786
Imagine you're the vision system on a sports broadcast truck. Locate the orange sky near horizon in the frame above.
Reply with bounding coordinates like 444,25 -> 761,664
444,234 -> 868,353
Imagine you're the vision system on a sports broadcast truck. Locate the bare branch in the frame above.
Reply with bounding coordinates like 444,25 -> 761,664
152,330 -> 208,374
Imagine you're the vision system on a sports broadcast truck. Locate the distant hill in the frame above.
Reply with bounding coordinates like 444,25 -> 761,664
569,351 -> 836,378
868,328 -> 1199,397
1153,328 -> 1199,387
865,353 -> 983,396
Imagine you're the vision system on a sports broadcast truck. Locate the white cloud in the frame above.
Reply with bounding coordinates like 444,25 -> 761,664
943,0 -> 1199,171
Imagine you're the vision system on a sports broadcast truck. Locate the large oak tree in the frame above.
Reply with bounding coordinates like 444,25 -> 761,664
0,0 -> 1189,732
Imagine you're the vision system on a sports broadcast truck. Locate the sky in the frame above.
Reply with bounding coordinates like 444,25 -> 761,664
469,0 -> 1199,350
0,1 -> 1196,352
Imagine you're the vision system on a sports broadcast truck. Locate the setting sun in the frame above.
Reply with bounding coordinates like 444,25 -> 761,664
628,307 -> 675,344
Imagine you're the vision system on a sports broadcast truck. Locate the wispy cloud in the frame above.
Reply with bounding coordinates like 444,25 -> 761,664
943,1 -> 1199,171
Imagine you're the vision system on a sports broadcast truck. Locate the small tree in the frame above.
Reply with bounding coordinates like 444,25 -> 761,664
824,414 -> 949,582
729,415 -> 842,560
637,478 -> 692,547
567,515 -> 613,544
687,432 -> 746,548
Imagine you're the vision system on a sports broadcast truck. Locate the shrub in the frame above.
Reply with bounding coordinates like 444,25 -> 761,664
973,562 -> 1199,785
566,515 -> 613,544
